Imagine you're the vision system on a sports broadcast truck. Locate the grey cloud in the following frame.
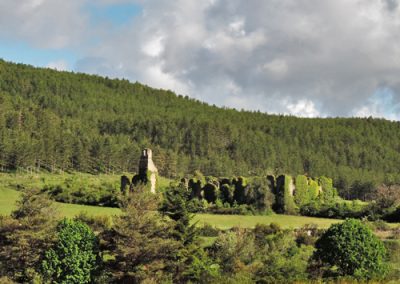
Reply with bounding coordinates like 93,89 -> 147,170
4,0 -> 400,119
0,0 -> 91,49
384,0 -> 398,11
81,0 -> 400,118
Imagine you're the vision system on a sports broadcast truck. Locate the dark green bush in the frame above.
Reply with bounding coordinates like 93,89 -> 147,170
198,223 -> 220,237
312,219 -> 388,279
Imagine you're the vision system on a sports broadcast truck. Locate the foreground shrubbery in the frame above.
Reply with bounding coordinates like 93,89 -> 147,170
0,187 -> 398,283
311,219 -> 387,279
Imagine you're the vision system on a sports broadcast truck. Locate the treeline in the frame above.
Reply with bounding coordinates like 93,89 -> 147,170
1,187 -> 398,283
1,59 -> 400,196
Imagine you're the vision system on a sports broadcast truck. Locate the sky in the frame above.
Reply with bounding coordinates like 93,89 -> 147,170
1,0 -> 400,120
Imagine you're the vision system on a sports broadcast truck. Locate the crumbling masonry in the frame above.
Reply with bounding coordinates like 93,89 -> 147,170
120,148 -> 158,194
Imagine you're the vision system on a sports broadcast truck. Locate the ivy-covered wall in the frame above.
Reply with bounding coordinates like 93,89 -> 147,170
184,173 -> 338,215
294,175 -> 308,207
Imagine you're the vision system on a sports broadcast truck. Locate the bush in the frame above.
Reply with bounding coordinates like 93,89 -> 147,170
42,219 -> 100,284
208,204 -> 254,215
311,219 -> 388,279
295,224 -> 320,246
74,212 -> 112,232
198,223 -> 221,237
256,231 -> 313,283
41,181 -> 119,207
211,228 -> 256,274
253,223 -> 282,247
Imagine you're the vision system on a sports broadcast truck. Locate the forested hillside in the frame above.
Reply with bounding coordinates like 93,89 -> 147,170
1,59 -> 400,195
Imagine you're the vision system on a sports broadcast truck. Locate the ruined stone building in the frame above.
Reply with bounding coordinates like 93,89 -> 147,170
121,148 -> 158,194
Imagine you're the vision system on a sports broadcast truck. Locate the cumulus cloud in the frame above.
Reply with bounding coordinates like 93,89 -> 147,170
46,59 -> 69,71
0,0 -> 90,49
4,0 -> 400,119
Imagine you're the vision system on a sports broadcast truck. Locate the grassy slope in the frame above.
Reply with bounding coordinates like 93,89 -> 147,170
193,213 -> 341,229
0,187 -> 120,217
0,184 -> 341,229
0,172 -> 382,229
0,172 -> 171,193
0,172 -> 172,217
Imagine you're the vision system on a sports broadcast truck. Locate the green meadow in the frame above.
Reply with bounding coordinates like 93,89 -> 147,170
0,186 -> 340,228
0,172 -> 341,229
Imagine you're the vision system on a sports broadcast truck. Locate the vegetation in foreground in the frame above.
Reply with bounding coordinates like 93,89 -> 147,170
0,188 -> 399,283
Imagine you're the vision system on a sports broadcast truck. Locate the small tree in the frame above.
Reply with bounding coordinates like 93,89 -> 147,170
0,189 -> 58,282
311,219 -> 387,279
160,185 -> 219,282
42,219 -> 99,284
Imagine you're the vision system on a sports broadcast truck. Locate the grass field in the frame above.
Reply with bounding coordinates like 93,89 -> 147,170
0,187 -> 121,217
0,172 -> 172,193
3,172 -> 395,230
194,213 -> 341,229
0,171 -> 170,217
1,185 -> 341,229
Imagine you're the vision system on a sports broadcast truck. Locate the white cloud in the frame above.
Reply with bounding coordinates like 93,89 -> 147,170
142,36 -> 164,57
46,59 -> 69,71
286,99 -> 321,118
4,0 -> 400,119
0,0 -> 89,49
228,19 -> 246,37
83,0 -> 400,118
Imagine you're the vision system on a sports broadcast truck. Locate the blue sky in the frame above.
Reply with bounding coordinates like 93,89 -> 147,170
0,40 -> 77,69
1,0 -> 400,120
88,2 -> 142,26
0,2 -> 142,70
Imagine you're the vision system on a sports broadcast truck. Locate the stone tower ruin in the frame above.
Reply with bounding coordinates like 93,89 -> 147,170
120,148 -> 158,194
138,148 -> 158,193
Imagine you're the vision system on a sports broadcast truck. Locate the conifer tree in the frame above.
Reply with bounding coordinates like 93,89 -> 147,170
160,184 -> 219,282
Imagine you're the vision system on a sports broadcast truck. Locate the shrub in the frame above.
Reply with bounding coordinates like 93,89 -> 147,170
211,228 -> 256,274
253,223 -> 282,247
198,223 -> 220,237
295,224 -> 320,246
42,219 -> 99,284
256,231 -> 313,283
311,219 -> 388,279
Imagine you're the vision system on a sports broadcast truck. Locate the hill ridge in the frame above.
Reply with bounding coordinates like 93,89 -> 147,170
0,59 -> 400,196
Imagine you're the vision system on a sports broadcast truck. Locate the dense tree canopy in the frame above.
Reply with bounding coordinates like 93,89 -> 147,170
1,59 -> 400,194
